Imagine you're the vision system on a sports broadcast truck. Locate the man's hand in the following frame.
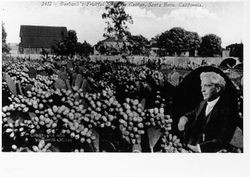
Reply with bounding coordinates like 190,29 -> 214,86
187,144 -> 201,153
178,116 -> 188,131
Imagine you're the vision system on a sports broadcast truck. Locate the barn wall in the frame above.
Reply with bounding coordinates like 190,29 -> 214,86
23,48 -> 52,54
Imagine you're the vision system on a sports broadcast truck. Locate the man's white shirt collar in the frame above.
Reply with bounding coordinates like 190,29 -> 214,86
205,96 -> 220,116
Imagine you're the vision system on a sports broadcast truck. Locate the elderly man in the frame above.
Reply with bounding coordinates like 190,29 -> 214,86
178,72 -> 237,152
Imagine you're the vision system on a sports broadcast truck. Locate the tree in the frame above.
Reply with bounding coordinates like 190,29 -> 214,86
155,28 -> 202,57
157,27 -> 190,56
76,41 -> 93,57
198,34 -> 222,57
169,27 -> 190,55
150,34 -> 167,56
127,34 -> 149,55
95,41 -> 107,55
53,30 -> 78,57
157,30 -> 173,55
102,1 -> 133,40
186,31 -> 201,56
65,30 -> 78,57
2,23 -> 10,54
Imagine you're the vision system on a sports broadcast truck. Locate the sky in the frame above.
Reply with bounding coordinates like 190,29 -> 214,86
0,1 -> 246,47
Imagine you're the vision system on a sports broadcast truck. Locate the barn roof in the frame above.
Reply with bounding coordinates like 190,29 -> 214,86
20,25 -> 67,37
20,25 -> 67,48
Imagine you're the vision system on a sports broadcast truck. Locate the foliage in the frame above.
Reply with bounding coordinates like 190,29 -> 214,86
2,55 -> 242,153
157,27 -> 189,56
53,30 -> 93,58
76,41 -> 94,57
102,1 -> 133,40
186,31 -> 201,56
67,30 -> 78,56
2,56 -> 185,152
169,27 -> 190,55
156,27 -> 201,56
198,34 -> 222,57
2,22 -> 10,54
52,30 -> 78,57
127,34 -> 150,55
95,42 -> 120,56
95,42 -> 107,55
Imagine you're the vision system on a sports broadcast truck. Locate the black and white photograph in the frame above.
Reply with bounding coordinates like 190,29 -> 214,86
0,0 -> 249,176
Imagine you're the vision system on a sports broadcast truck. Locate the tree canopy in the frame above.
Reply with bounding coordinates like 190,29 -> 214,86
53,30 -> 78,57
2,22 -> 10,54
76,41 -> 94,57
53,30 -> 93,57
127,34 -> 149,55
198,34 -> 222,57
156,27 -> 200,56
186,31 -> 201,56
102,1 -> 133,40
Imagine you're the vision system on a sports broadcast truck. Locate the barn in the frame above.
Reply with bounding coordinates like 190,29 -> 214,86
19,25 -> 67,54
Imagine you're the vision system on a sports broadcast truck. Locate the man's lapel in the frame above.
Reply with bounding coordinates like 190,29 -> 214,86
195,100 -> 207,120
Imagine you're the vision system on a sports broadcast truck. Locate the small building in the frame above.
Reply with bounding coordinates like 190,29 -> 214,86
19,25 -> 67,54
148,39 -> 198,57
95,37 -> 131,55
102,37 -> 129,48
150,47 -> 160,57
222,49 -> 230,58
225,43 -> 243,61
226,43 -> 243,53
149,40 -> 163,57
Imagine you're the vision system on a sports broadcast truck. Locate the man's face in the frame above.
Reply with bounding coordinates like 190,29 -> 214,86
201,78 -> 220,101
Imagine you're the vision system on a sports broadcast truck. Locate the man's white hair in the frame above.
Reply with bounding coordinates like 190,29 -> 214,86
200,72 -> 226,89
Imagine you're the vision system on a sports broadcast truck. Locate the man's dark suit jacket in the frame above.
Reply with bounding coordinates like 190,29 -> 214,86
184,98 -> 237,152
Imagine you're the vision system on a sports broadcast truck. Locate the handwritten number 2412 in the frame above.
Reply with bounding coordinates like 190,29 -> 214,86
42,2 -> 52,6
